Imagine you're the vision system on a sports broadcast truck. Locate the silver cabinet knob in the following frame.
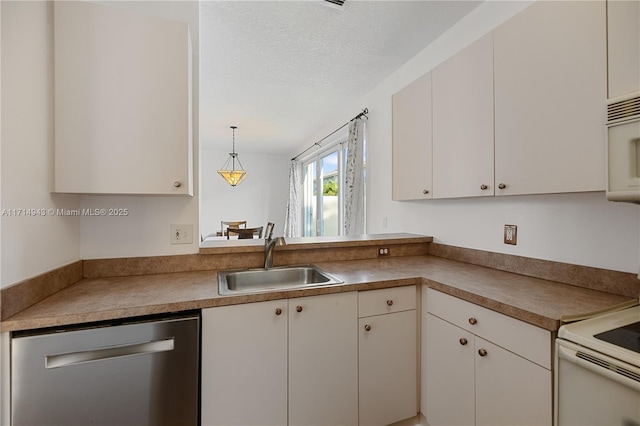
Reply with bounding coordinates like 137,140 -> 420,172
459,338 -> 468,346
275,308 -> 282,316
478,349 -> 488,357
296,306 -> 303,313
386,300 -> 394,306
423,189 -> 430,195
480,184 -> 488,190
364,324 -> 372,332
498,183 -> 506,189
468,317 -> 478,325
173,181 -> 182,188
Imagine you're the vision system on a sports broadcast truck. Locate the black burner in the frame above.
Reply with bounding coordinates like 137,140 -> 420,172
594,321 -> 640,354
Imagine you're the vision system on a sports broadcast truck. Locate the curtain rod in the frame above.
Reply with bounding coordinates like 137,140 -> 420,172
291,108 -> 368,161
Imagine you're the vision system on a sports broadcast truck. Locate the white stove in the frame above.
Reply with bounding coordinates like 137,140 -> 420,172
555,304 -> 640,426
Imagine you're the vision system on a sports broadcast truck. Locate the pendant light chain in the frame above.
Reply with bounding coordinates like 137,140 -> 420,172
231,126 -> 237,170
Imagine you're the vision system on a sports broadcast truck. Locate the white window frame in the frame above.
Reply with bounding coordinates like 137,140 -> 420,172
300,134 -> 348,237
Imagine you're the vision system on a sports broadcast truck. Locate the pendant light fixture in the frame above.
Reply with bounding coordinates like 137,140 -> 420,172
218,125 -> 247,186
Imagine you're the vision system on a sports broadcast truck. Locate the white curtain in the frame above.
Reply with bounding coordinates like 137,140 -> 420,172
284,160 -> 300,237
344,117 -> 366,235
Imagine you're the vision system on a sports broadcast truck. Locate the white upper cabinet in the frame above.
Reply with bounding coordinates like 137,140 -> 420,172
53,2 -> 193,195
392,72 -> 432,200
432,33 -> 494,199
493,1 -> 607,196
607,0 -> 640,99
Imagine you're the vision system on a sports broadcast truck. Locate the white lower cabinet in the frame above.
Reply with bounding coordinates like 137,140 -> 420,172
424,289 -> 552,426
358,286 -> 417,426
288,292 -> 359,426
201,292 -> 358,426
201,300 -> 287,426
425,315 -> 475,425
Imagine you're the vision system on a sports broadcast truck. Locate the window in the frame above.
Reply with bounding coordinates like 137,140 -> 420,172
301,137 -> 365,237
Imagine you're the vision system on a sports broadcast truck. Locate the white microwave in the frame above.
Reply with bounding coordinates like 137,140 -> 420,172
607,91 -> 640,203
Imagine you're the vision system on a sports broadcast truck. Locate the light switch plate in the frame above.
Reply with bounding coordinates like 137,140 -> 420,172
504,224 -> 517,245
170,224 -> 193,244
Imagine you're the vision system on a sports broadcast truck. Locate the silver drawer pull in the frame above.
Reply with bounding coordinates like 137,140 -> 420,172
45,338 -> 174,369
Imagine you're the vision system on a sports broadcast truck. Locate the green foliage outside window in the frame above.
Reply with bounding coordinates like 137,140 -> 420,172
323,180 -> 338,196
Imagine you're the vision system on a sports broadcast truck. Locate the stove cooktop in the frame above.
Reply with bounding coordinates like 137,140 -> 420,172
594,321 -> 640,354
558,305 -> 640,367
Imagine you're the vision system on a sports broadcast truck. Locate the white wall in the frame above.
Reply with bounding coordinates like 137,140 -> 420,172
294,0 -> 640,274
1,1 -> 82,288
200,147 -> 290,238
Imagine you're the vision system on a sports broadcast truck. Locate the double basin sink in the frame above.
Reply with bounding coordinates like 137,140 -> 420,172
218,265 -> 343,295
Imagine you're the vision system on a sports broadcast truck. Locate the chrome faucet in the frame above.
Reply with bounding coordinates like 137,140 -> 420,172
264,235 -> 286,269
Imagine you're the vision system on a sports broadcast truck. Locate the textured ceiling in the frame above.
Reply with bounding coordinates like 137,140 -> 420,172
200,0 -> 482,155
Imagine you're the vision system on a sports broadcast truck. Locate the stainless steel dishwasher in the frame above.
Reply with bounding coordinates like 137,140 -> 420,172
11,312 -> 199,426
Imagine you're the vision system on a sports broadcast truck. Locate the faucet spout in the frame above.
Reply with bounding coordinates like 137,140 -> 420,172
264,236 -> 286,269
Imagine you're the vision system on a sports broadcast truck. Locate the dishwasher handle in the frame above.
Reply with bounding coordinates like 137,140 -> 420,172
45,337 -> 175,369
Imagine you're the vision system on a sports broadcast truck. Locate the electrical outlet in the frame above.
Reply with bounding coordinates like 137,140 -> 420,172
170,224 -> 193,244
504,225 -> 517,245
377,247 -> 390,257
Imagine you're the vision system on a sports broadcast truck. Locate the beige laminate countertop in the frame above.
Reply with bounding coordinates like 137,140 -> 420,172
2,255 -> 635,333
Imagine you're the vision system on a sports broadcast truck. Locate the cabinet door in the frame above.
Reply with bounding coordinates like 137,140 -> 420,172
201,302 -> 288,426
432,33 -> 494,198
494,1 -> 606,195
289,292 -> 358,426
392,72 -> 433,200
607,0 -> 640,98
359,310 -> 417,426
475,337 -> 552,426
425,314 -> 475,426
54,2 -> 192,195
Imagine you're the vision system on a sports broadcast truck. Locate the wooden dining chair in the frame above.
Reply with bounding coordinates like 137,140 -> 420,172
227,226 -> 263,239
221,221 -> 246,237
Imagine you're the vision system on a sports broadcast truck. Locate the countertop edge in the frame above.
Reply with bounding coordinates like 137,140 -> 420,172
2,254 -> 635,333
199,233 -> 433,254
424,280 -> 560,331
1,278 -> 421,332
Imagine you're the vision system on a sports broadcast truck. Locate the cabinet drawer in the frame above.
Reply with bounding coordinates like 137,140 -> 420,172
426,288 -> 551,369
359,286 -> 416,318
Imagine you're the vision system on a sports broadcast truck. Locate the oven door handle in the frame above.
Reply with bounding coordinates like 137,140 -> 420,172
45,337 -> 175,369
558,344 -> 640,392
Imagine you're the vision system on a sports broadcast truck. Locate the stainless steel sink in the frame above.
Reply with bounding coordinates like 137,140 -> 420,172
218,265 -> 343,295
